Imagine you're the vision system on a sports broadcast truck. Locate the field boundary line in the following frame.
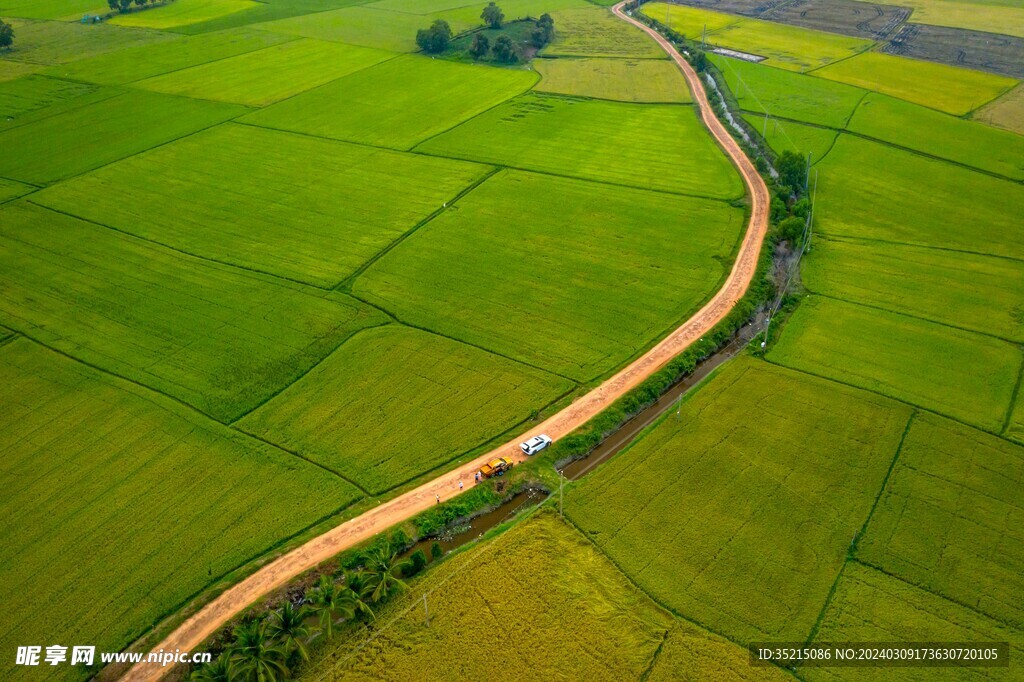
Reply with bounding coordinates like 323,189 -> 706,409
120,35 -> 306,86
638,628 -> 670,682
0,331 -> 19,350
820,233 -> 1024,265
1001,350 -> 1024,435
804,410 -> 917,644
0,84 -> 127,136
805,291 -> 1024,346
26,200 -> 339,292
121,0 -> 772,674
336,166 -> 502,290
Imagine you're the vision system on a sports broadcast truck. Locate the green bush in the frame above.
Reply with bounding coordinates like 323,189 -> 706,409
430,541 -> 443,560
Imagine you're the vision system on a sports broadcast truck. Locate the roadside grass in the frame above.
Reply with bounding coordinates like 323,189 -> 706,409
136,38 -> 391,106
109,0 -> 256,29
899,0 -> 1024,39
45,27 -> 292,85
847,92 -> 1024,180
811,51 -> 1016,116
643,2 -> 871,71
0,18 -> 174,64
806,562 -> 1024,681
710,54 -> 865,128
238,325 -> 573,494
533,57 -> 690,102
565,358 -> 910,643
803,238 -> 1024,343
417,93 -> 744,198
0,177 -> 31,203
0,75 -> 116,131
353,169 -> 744,381
973,83 -> 1024,135
768,296 -> 1021,433
812,135 -> 1024,259
540,7 -> 667,58
299,510 -> 673,680
34,123 -> 490,287
242,55 -> 535,150
0,338 -> 362,682
857,413 -> 1024,629
0,202 -> 388,422
257,5 -> 476,52
742,113 -> 837,161
0,89 -> 246,184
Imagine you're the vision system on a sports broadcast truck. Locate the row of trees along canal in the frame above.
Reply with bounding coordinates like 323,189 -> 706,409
416,3 -> 555,64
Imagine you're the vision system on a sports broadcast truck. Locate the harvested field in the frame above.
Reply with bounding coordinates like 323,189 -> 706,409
643,2 -> 873,71
768,296 -> 1021,432
807,562 -> 1024,681
46,27 -> 292,85
565,358 -> 910,643
354,170 -> 744,381
0,18 -> 175,64
136,38 -> 391,106
711,53 -> 866,127
300,511 -> 672,680
540,7 -> 668,58
0,89 -> 246,184
0,338 -> 361,682
974,83 -> 1024,135
417,93 -> 744,198
857,413 -> 1024,629
812,135 -> 1024,259
884,23 -> 1024,80
109,0 -> 256,29
33,123 -> 490,287
533,57 -> 691,102
811,51 -> 1016,115
238,325 -> 573,494
803,238 -> 1024,343
0,201 -> 388,422
846,92 -> 1024,180
242,55 -> 535,149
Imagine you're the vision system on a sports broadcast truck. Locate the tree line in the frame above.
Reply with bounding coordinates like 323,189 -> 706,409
190,535 -> 441,681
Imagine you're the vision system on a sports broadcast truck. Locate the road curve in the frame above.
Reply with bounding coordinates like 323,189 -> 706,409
122,5 -> 769,679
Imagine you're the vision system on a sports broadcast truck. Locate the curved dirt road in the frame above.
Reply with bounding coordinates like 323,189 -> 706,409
123,5 -> 769,679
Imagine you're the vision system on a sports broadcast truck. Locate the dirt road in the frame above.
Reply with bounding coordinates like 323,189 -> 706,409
122,5 -> 769,679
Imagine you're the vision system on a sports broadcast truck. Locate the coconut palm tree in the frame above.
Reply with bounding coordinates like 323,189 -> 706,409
340,570 -> 374,620
191,652 -> 233,682
306,574 -> 353,640
364,541 -> 412,603
230,619 -> 288,682
267,601 -> 312,662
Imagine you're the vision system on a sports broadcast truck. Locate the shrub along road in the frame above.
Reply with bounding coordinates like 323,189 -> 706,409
122,4 -> 770,678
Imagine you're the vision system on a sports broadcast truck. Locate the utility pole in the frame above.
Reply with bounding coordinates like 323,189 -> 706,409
762,112 -> 768,139
805,152 -> 812,192
423,593 -> 430,627
702,23 -> 707,49
808,169 -> 819,250
559,470 -> 564,518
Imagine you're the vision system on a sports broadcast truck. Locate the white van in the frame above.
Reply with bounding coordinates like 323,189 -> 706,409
520,434 -> 552,455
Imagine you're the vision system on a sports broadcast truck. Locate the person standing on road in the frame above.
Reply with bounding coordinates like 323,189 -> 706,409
435,494 -> 440,504
459,480 -> 463,490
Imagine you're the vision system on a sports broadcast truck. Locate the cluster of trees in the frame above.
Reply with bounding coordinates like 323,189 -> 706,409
416,5 -> 554,61
190,537 -> 440,682
467,32 -> 519,62
0,20 -> 13,49
107,0 -> 159,13
416,19 -> 453,53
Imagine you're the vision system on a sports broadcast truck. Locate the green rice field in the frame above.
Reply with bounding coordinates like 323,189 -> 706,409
857,413 -> 1024,629
0,337 -> 361,681
847,92 -> 1024,180
417,93 -> 744,197
540,7 -> 667,58
0,201 -> 388,422
46,28 -> 292,85
354,170 -> 744,381
0,0 -> 104,19
0,177 -> 31,203
534,57 -> 690,103
136,38 -> 391,106
566,358 -> 911,643
802,238 -> 1024,342
710,54 -> 866,128
808,562 -> 1023,681
34,123 -> 490,287
0,89 -> 246,184
0,18 -> 174,64
812,135 -> 1024,259
239,325 -> 572,493
242,55 -> 535,149
812,51 -> 1017,116
768,296 -> 1021,432
0,74 -> 120,132
743,114 -> 838,162
173,0 -> 371,35
109,0 -> 256,29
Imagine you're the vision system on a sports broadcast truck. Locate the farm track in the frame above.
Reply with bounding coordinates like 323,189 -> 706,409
121,3 -> 770,678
